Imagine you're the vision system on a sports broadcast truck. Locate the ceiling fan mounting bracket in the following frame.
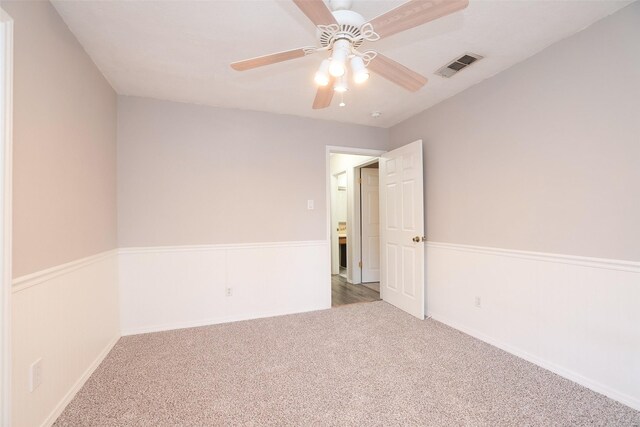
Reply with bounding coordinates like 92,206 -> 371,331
318,24 -> 362,49
317,23 -> 380,51
316,9 -> 379,52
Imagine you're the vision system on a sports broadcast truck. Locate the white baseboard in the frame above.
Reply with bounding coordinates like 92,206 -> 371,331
11,240 -> 638,427
426,241 -> 640,411
429,312 -> 640,411
11,251 -> 120,427
40,335 -> 119,427
118,240 -> 331,336
122,306 -> 324,336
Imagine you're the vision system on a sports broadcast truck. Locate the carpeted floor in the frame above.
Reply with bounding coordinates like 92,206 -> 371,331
55,302 -> 640,426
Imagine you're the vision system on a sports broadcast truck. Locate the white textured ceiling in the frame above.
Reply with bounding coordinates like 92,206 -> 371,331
52,0 -> 632,128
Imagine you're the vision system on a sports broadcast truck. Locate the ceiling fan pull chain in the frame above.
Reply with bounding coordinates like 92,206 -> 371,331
339,92 -> 346,108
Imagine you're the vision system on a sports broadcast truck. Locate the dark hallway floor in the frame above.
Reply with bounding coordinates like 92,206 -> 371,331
331,274 -> 380,307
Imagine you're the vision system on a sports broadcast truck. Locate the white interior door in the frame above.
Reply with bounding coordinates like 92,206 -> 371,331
379,140 -> 425,319
361,168 -> 380,283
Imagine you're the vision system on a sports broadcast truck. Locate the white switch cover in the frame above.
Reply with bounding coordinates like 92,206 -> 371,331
307,200 -> 314,210
30,358 -> 43,392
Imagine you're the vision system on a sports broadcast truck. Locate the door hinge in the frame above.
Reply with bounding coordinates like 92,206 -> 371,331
358,260 -> 362,268
358,177 -> 362,184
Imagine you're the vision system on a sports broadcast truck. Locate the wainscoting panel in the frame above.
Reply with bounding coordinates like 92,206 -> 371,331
426,241 -> 640,411
11,251 -> 120,427
118,241 -> 331,336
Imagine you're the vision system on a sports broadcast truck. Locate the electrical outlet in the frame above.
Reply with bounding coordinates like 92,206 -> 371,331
29,358 -> 43,392
225,287 -> 233,297
474,296 -> 481,308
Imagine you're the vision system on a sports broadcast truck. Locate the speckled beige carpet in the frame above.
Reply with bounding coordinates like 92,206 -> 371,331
55,301 -> 640,426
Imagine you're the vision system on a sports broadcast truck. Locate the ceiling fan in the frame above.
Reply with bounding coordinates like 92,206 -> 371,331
230,0 -> 469,109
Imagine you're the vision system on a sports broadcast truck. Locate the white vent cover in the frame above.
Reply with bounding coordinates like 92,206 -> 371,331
435,53 -> 483,78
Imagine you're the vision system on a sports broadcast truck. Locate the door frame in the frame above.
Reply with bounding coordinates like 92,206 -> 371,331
325,146 -> 384,299
0,7 -> 13,427
356,161 -> 380,284
350,157 -> 379,284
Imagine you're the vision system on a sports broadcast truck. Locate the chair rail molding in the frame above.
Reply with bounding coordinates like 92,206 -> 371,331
425,241 -> 640,411
11,250 -> 120,427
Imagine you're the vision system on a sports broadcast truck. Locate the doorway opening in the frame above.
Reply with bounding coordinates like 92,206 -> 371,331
326,141 -> 425,318
328,150 -> 382,308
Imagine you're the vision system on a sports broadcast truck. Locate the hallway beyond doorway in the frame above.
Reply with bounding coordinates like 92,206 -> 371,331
331,275 -> 380,307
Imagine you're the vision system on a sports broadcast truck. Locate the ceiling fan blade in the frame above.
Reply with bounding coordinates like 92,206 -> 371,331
312,79 -> 335,109
292,0 -> 338,27
367,0 -> 469,39
231,48 -> 311,71
368,54 -> 428,92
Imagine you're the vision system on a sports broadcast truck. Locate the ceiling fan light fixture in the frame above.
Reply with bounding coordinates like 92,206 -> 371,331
350,56 -> 369,84
329,39 -> 350,77
334,73 -> 349,93
314,59 -> 331,86
231,0 -> 469,109
329,59 -> 346,78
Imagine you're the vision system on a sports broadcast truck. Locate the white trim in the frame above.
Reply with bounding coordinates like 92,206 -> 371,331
39,335 -> 119,427
0,8 -> 12,427
12,249 -> 118,292
427,241 -> 640,273
325,146 -> 385,290
352,158 -> 380,284
118,240 -> 329,255
122,306 -> 323,336
428,312 -> 640,411
325,145 -> 385,158
118,240 -> 330,335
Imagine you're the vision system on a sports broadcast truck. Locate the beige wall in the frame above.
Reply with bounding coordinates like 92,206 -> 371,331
117,96 -> 388,247
4,0 -> 118,277
390,1 -> 640,262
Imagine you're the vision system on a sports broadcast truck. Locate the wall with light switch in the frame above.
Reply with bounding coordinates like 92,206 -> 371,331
117,96 -> 388,248
115,96 -> 388,338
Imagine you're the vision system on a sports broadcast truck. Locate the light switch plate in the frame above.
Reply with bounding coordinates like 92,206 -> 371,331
307,200 -> 314,210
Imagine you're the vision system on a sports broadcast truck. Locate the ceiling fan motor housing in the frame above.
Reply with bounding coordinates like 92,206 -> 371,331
329,0 -> 353,11
317,10 -> 366,50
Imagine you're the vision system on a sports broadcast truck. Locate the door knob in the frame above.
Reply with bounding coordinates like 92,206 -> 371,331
412,236 -> 426,243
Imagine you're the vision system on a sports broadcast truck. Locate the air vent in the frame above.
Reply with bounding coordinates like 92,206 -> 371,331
435,53 -> 483,78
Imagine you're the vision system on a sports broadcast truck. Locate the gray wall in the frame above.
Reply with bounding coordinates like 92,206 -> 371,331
390,1 -> 640,261
4,0 -> 118,277
117,96 -> 388,247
